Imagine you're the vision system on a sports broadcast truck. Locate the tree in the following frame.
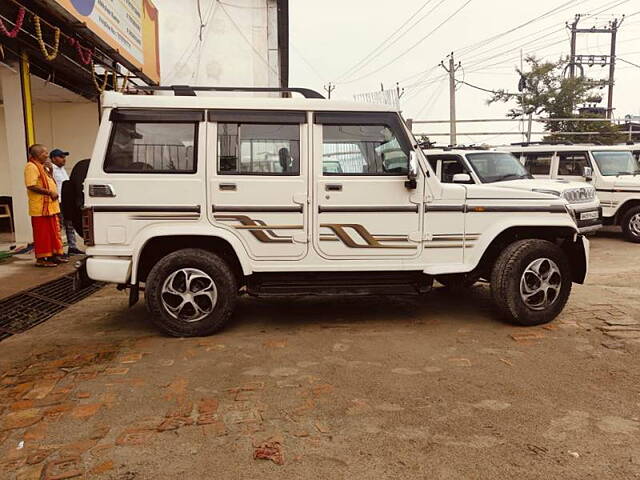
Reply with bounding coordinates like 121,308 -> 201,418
488,56 -> 625,145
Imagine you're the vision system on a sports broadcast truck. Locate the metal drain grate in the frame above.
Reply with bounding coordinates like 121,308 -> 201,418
0,274 -> 104,340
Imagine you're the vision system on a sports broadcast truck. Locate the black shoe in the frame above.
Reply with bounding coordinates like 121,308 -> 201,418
50,256 -> 69,264
67,247 -> 85,255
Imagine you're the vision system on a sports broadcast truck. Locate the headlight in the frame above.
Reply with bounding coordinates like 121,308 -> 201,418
562,187 -> 596,204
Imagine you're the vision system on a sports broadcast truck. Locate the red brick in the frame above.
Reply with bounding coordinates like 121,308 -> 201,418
198,397 -> 219,415
89,425 -> 111,440
15,463 -> 44,480
196,413 -> 219,426
75,392 -> 91,399
71,403 -> 102,419
26,449 -> 54,465
42,404 -> 73,422
163,378 -> 188,401
59,440 -> 98,456
115,429 -> 153,446
253,441 -> 284,465
0,408 -> 42,431
118,353 -> 143,364
23,422 -> 48,442
157,417 -> 193,432
90,460 -> 114,475
0,456 -> 26,474
23,380 -> 58,400
42,456 -> 83,480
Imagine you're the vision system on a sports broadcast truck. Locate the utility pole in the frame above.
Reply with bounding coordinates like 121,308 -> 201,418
568,15 -> 580,78
565,15 -> 624,119
324,82 -> 335,99
440,52 -> 461,146
607,18 -> 619,119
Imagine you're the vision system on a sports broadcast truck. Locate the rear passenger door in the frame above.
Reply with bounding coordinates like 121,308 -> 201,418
207,110 -> 309,260
523,151 -> 554,179
312,112 -> 423,260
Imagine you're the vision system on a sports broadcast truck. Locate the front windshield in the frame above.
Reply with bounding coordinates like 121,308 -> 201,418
592,151 -> 640,176
466,152 -> 533,183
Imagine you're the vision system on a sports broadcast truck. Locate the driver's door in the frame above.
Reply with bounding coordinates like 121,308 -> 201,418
312,112 -> 423,260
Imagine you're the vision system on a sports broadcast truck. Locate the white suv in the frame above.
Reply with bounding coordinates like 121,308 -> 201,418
498,144 -> 640,242
77,87 -> 590,337
423,148 -> 602,235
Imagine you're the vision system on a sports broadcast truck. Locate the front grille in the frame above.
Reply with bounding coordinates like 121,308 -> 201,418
0,274 -> 103,340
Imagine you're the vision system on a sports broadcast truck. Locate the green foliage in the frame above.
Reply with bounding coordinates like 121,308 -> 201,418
488,56 -> 625,144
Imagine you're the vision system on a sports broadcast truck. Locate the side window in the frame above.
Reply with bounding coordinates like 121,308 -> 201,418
104,122 -> 198,173
322,124 -> 409,175
558,151 -> 589,176
441,158 -> 467,183
524,152 -> 553,175
217,123 -> 300,175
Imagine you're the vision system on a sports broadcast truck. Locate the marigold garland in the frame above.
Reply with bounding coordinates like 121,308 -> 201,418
91,62 -> 112,93
68,38 -> 94,65
33,16 -> 60,61
0,7 -> 25,38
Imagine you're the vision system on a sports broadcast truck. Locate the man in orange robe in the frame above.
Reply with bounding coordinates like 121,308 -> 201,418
24,144 -> 67,267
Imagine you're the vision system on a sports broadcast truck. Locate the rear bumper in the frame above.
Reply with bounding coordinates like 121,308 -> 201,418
86,256 -> 132,284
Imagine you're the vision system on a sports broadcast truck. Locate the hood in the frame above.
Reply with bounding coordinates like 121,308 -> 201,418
496,179 -> 591,193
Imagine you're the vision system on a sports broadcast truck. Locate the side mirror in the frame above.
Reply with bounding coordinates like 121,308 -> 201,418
582,166 -> 593,181
405,151 -> 418,190
452,173 -> 472,184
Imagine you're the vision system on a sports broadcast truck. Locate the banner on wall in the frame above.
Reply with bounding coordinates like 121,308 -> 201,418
54,0 -> 160,83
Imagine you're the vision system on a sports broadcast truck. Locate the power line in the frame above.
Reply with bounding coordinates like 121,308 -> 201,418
334,0 -> 439,83
618,57 -> 640,68
337,0 -> 475,86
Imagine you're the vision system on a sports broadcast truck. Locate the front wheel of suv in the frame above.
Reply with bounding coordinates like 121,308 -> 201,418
145,248 -> 237,337
490,239 -> 572,326
621,206 -> 640,243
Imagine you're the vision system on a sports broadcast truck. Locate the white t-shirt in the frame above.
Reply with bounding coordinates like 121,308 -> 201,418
52,163 -> 69,202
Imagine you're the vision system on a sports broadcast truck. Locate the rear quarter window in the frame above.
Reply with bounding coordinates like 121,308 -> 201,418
104,121 -> 198,174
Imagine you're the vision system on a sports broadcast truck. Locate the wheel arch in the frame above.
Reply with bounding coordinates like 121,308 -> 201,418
475,225 -> 587,284
614,199 -> 640,225
134,234 -> 250,285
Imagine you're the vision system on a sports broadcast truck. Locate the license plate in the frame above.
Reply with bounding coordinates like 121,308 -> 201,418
580,211 -> 599,221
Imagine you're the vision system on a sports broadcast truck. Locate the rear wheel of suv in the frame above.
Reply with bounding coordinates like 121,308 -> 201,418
490,239 -> 572,326
145,248 -> 237,337
621,206 -> 640,243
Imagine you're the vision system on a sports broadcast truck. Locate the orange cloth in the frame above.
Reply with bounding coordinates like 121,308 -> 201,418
31,215 -> 63,258
24,160 -> 60,217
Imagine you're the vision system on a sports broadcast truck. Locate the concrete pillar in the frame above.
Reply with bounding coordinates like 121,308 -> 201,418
0,65 -> 32,243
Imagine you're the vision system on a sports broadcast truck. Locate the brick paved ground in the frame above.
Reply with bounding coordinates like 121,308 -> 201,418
0,232 -> 639,479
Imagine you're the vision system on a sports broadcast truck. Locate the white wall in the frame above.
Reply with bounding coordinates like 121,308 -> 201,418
157,0 -> 280,87
0,101 -> 98,198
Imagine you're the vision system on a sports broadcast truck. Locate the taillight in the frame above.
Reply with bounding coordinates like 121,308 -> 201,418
82,207 -> 95,246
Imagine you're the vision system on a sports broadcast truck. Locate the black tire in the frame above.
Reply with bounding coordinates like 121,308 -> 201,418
621,206 -> 640,243
490,239 -> 572,326
436,273 -> 479,291
145,248 -> 237,337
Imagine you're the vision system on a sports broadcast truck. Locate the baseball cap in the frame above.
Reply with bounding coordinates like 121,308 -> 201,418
50,149 -> 69,158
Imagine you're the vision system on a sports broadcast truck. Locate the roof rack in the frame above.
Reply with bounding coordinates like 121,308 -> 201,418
419,142 -> 489,151
510,141 -> 574,146
133,85 -> 326,99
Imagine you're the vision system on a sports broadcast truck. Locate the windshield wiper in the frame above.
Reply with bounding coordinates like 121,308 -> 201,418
493,173 -> 529,182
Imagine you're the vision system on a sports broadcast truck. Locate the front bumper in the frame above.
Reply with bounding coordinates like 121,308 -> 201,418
571,206 -> 603,234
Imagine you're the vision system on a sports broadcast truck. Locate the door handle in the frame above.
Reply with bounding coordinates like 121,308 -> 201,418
325,184 -> 342,192
219,183 -> 237,191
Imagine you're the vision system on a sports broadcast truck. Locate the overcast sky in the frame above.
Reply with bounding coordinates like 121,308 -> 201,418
290,0 -> 640,143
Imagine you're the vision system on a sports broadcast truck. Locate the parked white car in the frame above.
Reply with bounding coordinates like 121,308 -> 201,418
423,148 -> 602,234
497,144 -> 640,242
76,87 -> 590,336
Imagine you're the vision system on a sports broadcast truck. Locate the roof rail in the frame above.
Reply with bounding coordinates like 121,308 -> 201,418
133,85 -> 326,99
419,142 -> 489,151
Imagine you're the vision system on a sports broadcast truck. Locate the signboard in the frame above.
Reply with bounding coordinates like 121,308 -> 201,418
54,0 -> 160,84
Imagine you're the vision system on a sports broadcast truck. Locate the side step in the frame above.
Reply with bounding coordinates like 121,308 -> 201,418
246,271 -> 432,297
